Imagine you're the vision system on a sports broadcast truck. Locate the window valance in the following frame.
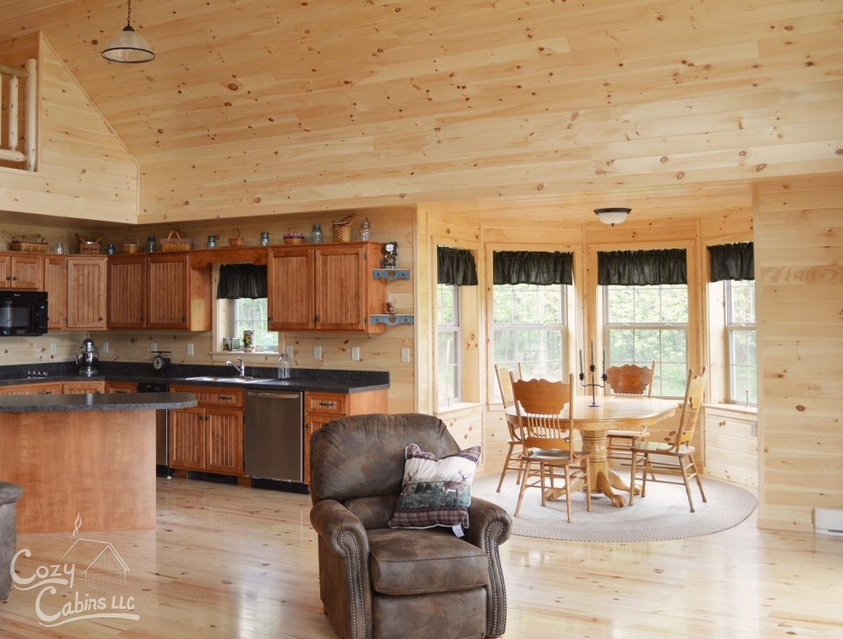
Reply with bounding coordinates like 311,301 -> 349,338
216,264 -> 267,299
598,248 -> 687,286
437,247 -> 478,286
708,242 -> 754,282
493,251 -> 573,285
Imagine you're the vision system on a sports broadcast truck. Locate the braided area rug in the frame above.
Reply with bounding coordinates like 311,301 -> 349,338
472,472 -> 757,542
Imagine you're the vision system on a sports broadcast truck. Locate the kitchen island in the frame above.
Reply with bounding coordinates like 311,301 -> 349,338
0,392 -> 196,534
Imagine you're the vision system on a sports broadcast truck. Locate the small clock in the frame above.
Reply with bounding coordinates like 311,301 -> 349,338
381,241 -> 398,269
152,352 -> 171,376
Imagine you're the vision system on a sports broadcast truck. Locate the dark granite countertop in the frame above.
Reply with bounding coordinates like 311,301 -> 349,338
0,392 -> 197,413
0,362 -> 390,394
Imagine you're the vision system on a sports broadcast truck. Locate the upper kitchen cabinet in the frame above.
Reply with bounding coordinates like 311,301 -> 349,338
107,253 -> 211,331
42,256 -> 67,329
0,253 -> 43,289
267,242 -> 385,332
66,257 -> 108,330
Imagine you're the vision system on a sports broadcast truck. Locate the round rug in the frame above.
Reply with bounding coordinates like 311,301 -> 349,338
472,472 -> 757,542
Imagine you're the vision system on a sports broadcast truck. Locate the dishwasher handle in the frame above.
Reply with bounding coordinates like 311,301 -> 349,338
248,391 -> 301,400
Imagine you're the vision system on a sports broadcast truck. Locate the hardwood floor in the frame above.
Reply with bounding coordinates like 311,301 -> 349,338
1,477 -> 841,638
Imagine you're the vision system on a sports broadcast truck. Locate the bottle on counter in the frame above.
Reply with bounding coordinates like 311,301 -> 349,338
277,353 -> 291,379
311,223 -> 323,244
147,236 -> 156,253
359,218 -> 371,241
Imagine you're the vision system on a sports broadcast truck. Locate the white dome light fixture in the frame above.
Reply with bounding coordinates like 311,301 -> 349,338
594,207 -> 631,226
102,0 -> 155,64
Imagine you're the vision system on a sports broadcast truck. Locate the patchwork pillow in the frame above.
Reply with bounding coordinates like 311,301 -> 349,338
388,443 -> 481,530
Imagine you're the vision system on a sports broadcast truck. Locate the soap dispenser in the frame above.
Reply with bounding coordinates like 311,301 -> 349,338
277,353 -> 291,379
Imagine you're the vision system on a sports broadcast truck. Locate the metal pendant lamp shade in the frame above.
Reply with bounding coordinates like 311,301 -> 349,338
594,207 -> 631,226
102,0 -> 155,63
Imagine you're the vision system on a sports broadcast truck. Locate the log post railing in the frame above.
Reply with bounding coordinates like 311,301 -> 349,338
0,58 -> 37,171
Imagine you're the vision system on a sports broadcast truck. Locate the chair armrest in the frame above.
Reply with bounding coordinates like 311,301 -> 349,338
311,499 -> 370,557
465,496 -> 511,638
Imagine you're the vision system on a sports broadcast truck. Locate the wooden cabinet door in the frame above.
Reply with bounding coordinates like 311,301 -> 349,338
66,257 -> 107,329
10,255 -> 43,289
205,408 -> 244,475
169,408 -> 206,470
0,382 -> 62,395
314,245 -> 368,331
303,416 -> 333,485
108,255 -> 147,328
105,381 -> 137,394
148,255 -> 188,328
267,247 -> 314,331
62,381 -> 106,394
43,256 -> 68,329
0,257 -> 9,289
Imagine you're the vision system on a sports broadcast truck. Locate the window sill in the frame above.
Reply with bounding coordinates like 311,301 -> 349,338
435,402 -> 483,417
703,402 -> 757,416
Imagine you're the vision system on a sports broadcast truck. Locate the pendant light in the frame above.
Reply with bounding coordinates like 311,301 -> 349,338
102,0 -> 155,64
594,207 -> 631,226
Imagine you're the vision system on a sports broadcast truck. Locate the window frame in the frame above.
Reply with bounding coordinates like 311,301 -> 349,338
231,297 -> 279,353
436,283 -> 462,407
724,279 -> 757,405
602,283 -> 690,399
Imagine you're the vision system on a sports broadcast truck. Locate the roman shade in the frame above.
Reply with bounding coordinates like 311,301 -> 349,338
708,242 -> 754,282
493,251 -> 573,285
437,246 -> 478,286
216,264 -> 267,299
598,249 -> 687,286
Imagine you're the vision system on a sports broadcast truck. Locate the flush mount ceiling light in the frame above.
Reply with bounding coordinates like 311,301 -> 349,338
101,0 -> 155,64
594,207 -> 631,226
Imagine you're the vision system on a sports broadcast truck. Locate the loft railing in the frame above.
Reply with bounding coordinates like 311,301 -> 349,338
0,59 -> 37,171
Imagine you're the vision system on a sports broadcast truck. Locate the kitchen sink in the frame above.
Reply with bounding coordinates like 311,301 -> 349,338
184,376 -> 269,384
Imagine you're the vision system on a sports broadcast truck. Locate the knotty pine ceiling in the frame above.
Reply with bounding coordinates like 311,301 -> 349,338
1,0 -> 842,223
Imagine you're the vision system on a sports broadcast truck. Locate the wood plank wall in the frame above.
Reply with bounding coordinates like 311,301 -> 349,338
755,173 -> 843,532
0,33 -> 138,223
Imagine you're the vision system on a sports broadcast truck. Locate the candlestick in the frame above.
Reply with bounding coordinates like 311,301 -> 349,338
590,341 -> 594,368
579,349 -> 583,376
603,349 -> 606,374
580,341 -> 609,407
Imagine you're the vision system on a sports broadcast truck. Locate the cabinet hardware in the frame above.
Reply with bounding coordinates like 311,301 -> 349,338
98,317 -> 103,321
12,276 -> 17,281
219,395 -> 233,401
182,316 -> 187,322
314,315 -> 320,322
318,401 -> 334,408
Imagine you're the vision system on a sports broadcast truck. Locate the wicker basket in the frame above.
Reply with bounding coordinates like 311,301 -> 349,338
76,234 -> 103,255
228,229 -> 245,247
10,237 -> 49,253
121,238 -> 140,254
284,234 -> 304,245
332,221 -> 351,243
160,230 -> 192,252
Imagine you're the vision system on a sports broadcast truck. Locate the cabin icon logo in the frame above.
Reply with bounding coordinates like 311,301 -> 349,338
10,514 -> 141,627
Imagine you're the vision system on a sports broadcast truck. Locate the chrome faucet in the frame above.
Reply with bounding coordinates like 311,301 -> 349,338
225,357 -> 246,377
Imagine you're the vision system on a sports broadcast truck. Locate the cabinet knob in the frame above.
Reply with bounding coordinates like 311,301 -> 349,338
314,315 -> 320,322
98,317 -> 103,322
182,316 -> 186,322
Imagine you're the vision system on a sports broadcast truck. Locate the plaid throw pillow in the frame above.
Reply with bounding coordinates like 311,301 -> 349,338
388,443 -> 482,530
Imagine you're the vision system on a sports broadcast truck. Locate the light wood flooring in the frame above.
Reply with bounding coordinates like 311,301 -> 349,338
1,477 -> 841,639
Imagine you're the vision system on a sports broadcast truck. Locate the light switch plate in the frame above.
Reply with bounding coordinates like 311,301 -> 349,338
285,345 -> 294,358
50,342 -> 57,356
102,341 -> 109,354
313,346 -> 322,361
150,342 -> 158,352
187,343 -> 194,356
351,346 -> 360,361
401,347 -> 410,363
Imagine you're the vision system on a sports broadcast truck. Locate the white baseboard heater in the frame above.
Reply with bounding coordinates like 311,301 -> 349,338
814,508 -> 843,536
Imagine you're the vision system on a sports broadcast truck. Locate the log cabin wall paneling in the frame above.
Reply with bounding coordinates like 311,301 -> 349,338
0,33 -> 138,223
755,174 -> 843,532
0,2 -> 841,222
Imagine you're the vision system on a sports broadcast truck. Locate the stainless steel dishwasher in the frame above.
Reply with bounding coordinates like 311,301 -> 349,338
245,391 -> 304,482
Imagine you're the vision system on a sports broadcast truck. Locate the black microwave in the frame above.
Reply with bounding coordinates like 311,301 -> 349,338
0,291 -> 48,336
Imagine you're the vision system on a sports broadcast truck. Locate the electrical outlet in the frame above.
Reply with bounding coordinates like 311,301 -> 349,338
313,346 -> 322,361
50,342 -> 57,356
401,347 -> 410,363
187,343 -> 194,356
351,346 -> 360,361
150,342 -> 158,353
102,341 -> 109,354
285,345 -> 294,358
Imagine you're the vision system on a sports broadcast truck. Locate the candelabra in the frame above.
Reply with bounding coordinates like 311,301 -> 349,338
579,342 -> 607,407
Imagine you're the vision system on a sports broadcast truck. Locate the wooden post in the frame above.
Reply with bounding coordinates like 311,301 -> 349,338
25,58 -> 37,171
8,74 -> 19,151
0,73 -> 3,149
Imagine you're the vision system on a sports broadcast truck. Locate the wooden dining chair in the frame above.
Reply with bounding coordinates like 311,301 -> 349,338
511,375 -> 591,523
494,363 -> 525,492
605,361 -> 655,467
629,368 -> 707,512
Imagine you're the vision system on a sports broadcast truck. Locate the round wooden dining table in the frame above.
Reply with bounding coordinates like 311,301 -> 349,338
506,396 -> 679,507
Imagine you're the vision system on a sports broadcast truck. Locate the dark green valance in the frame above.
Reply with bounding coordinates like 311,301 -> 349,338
437,246 -> 478,286
493,251 -> 573,285
709,242 -> 754,282
217,264 -> 267,299
598,248 -> 687,286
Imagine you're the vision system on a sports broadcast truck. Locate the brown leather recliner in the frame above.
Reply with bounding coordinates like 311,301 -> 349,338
310,413 -> 512,639
0,482 -> 23,601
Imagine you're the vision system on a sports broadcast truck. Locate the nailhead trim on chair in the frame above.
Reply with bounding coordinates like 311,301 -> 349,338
484,519 -> 507,637
337,530 -> 366,639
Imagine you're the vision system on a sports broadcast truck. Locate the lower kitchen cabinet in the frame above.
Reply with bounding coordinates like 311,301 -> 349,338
169,385 -> 245,477
303,389 -> 388,485
0,382 -> 62,395
105,381 -> 137,394
62,381 -> 106,394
